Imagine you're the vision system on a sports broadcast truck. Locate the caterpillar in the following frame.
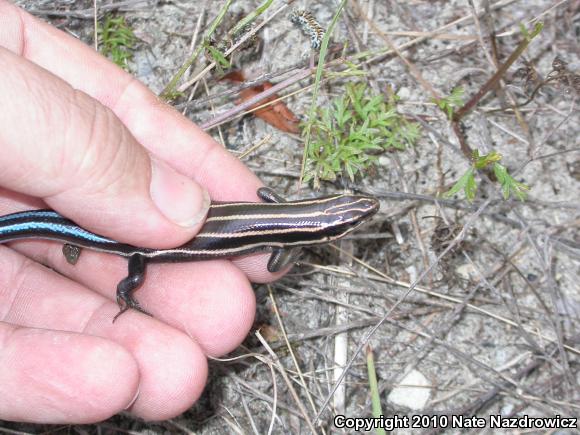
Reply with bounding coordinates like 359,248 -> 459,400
289,9 -> 326,50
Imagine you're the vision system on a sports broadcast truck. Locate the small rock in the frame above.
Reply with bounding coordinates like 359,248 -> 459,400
456,263 -> 478,280
397,87 -> 410,100
378,155 -> 390,166
387,370 -> 431,410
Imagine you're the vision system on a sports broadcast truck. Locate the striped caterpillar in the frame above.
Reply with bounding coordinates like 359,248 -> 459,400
289,9 -> 326,50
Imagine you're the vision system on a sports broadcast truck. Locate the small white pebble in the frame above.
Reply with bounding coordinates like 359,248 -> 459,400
387,370 -> 431,410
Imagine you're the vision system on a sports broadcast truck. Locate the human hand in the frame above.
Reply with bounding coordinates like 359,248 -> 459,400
0,1 -> 279,423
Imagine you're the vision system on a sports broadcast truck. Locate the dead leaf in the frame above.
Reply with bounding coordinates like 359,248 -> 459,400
223,71 -> 300,134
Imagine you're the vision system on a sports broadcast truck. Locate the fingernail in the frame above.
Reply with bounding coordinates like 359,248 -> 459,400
124,387 -> 140,410
150,158 -> 210,227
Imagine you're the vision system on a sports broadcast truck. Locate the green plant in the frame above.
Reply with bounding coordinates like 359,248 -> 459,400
366,346 -> 387,435
434,87 -> 464,119
203,42 -> 232,75
444,150 -> 529,202
98,14 -> 136,70
303,83 -> 420,188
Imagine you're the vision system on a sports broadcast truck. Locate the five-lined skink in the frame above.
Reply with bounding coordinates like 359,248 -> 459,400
0,187 -> 379,320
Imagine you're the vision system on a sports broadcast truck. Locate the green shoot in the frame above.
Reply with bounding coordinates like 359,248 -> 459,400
203,43 -> 231,75
303,83 -> 420,188
434,87 -> 464,120
366,346 -> 386,435
98,14 -> 136,70
445,168 -> 477,202
445,150 -> 529,202
494,163 -> 529,200
209,0 -> 273,59
229,0 -> 273,37
520,21 -> 544,41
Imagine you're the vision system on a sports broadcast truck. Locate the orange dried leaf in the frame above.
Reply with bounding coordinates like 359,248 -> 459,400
221,70 -> 246,82
223,71 -> 300,133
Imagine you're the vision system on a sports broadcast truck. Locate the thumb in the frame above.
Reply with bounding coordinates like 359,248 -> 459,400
0,47 -> 209,248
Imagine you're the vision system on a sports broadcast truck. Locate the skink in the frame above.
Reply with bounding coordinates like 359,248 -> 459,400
0,187 -> 379,320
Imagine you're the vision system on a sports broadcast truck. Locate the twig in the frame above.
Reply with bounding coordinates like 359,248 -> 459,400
255,331 -> 319,434
160,0 -> 234,100
27,0 -> 152,19
93,0 -> 98,51
452,22 -> 543,122
266,285 -> 323,432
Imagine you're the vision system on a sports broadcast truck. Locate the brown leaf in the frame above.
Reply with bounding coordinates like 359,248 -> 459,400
221,70 -> 246,82
223,71 -> 300,133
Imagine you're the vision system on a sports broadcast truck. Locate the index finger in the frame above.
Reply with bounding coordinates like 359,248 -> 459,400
0,1 -> 261,200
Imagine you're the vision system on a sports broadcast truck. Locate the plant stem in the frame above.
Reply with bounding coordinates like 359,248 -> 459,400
230,0 -> 273,37
299,0 -> 348,188
452,22 -> 543,122
366,346 -> 387,435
